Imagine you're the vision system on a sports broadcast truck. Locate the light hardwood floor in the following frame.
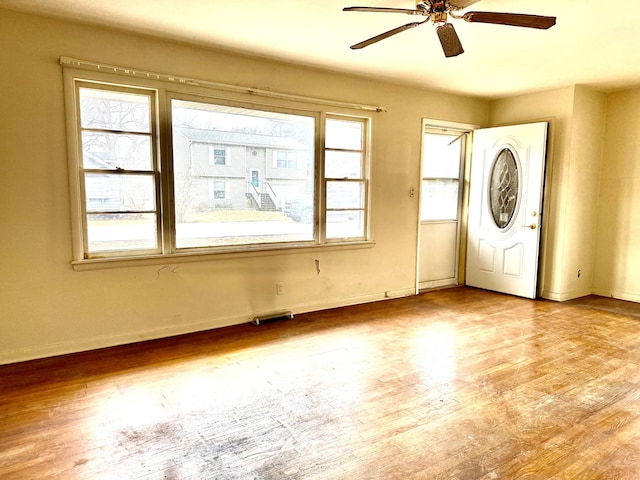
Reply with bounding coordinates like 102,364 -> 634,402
1,287 -> 639,479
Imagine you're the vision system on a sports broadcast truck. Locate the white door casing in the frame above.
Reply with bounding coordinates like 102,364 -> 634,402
465,122 -> 548,299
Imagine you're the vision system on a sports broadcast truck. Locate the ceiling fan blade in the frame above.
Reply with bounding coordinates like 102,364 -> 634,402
448,0 -> 482,9
436,23 -> 464,57
343,6 -> 422,15
350,21 -> 425,49
463,11 -> 556,29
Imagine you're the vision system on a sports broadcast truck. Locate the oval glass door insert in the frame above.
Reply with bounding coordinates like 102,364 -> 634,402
489,148 -> 519,229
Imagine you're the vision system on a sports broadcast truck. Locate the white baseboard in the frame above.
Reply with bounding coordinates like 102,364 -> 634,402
542,287 -> 640,304
0,289 -> 417,365
590,288 -> 640,303
419,279 -> 457,290
539,287 -> 591,302
0,313 -> 247,366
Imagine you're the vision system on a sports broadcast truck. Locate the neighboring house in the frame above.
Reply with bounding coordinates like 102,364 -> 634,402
83,151 -> 122,212
172,127 -> 312,218
83,151 -> 155,215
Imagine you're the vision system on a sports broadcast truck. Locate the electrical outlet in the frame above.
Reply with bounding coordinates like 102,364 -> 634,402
276,282 -> 285,295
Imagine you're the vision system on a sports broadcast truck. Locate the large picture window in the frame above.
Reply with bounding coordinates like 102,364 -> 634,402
65,70 -> 372,263
171,98 -> 315,249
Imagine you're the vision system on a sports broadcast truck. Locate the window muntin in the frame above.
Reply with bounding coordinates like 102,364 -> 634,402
77,85 -> 160,256
69,79 -> 371,261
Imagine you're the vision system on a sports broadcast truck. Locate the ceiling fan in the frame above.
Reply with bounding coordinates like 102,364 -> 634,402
344,0 -> 556,58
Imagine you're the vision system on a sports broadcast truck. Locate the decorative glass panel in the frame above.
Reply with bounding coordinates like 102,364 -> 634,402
489,148 -> 519,229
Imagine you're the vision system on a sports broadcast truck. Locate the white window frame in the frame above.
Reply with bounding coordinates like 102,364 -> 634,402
72,82 -> 162,258
62,61 -> 375,268
274,150 -> 298,169
208,146 -> 228,166
208,179 -> 230,200
323,115 -> 370,243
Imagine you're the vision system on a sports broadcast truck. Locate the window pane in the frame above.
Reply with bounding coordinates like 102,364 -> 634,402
283,196 -> 314,224
326,210 -> 364,239
326,118 -> 362,150
87,213 -> 157,252
421,179 -> 459,221
79,88 -> 150,133
327,181 -> 364,209
82,132 -> 152,170
325,151 -> 362,179
422,134 -> 462,179
85,174 -> 155,212
171,99 -> 315,249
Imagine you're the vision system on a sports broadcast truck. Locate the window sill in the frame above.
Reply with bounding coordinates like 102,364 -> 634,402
71,241 -> 376,271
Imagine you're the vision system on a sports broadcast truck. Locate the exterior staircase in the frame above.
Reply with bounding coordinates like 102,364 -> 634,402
259,193 -> 277,211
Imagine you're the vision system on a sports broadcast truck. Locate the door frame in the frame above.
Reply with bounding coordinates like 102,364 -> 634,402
416,118 -> 554,298
250,168 -> 260,189
415,119 -> 478,294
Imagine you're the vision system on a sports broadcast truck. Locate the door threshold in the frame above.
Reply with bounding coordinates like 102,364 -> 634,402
419,283 -> 460,294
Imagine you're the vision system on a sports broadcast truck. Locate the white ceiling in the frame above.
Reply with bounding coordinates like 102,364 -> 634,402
3,0 -> 640,99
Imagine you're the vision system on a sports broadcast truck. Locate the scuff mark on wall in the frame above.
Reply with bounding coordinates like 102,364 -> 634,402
157,266 -> 180,279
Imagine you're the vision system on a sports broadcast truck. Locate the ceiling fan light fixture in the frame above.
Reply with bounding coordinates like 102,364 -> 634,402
432,11 -> 448,23
344,0 -> 556,57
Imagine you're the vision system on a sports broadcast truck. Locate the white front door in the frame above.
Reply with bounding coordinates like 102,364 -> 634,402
465,122 -> 548,299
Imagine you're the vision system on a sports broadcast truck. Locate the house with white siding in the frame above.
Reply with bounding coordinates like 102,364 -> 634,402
172,126 -> 313,218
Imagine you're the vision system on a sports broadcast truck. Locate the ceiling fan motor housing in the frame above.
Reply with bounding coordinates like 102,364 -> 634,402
432,11 -> 448,23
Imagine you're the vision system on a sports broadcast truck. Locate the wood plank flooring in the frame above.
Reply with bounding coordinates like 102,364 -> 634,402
1,287 -> 640,479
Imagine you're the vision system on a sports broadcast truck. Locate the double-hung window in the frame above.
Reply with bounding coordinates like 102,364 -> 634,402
275,151 -> 298,169
76,84 -> 161,255
324,116 -> 368,240
209,146 -> 227,166
64,62 -> 372,264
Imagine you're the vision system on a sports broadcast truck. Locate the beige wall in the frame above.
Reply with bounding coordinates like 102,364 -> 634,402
3,9 -> 638,365
564,86 -> 607,298
593,89 -> 640,302
0,9 -> 488,363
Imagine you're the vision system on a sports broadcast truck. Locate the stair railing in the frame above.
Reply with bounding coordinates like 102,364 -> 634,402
246,181 -> 261,209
